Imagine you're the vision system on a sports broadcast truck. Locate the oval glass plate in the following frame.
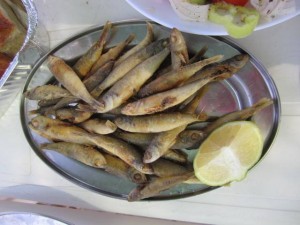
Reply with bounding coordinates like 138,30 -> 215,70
20,21 -> 280,200
125,0 -> 300,36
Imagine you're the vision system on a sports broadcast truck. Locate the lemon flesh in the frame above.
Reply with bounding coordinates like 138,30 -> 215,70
193,121 -> 263,186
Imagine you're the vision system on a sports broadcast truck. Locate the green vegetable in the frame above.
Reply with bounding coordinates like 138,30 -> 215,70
208,2 -> 260,38
188,0 -> 207,5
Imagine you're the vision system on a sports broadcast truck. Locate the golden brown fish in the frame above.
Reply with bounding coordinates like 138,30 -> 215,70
102,153 -> 147,184
121,69 -> 231,116
143,89 -> 207,163
115,112 -> 203,133
96,47 -> 170,112
115,22 -> 154,67
89,34 -> 135,75
24,85 -> 72,100
127,172 -> 194,201
40,142 -> 106,168
90,38 -> 169,98
55,107 -> 92,123
29,116 -> 153,174
47,55 -> 103,111
73,21 -> 112,78
79,118 -> 117,135
138,54 -> 223,97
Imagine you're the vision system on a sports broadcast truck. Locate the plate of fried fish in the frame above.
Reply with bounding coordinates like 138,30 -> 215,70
20,20 -> 280,201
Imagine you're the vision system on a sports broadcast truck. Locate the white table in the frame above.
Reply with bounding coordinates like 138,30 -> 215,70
0,1 -> 299,224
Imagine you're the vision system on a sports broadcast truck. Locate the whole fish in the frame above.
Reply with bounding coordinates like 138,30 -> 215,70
40,142 -> 106,168
89,34 -> 135,75
79,118 -> 117,135
170,28 -> 189,69
51,59 -> 114,111
96,47 -> 170,112
29,116 -> 153,174
90,38 -> 169,98
47,55 -> 103,111
203,98 -> 273,135
115,112 -> 204,133
24,85 -> 72,100
138,54 -> 223,97
121,69 -> 232,116
115,22 -> 154,67
102,153 -> 147,184
185,54 -> 250,84
73,21 -> 112,78
127,172 -> 194,201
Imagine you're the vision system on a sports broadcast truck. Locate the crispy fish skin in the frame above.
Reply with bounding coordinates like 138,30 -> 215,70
138,54 -> 223,97
143,83 -> 209,163
29,116 -> 153,174
83,60 -> 115,92
151,158 -> 191,177
162,149 -> 188,164
89,34 -> 135,75
122,82 -> 204,116
172,129 -> 206,149
79,118 -> 117,135
47,55 -> 103,111
203,98 -> 273,135
40,142 -> 106,168
38,98 -> 62,107
90,38 -> 169,98
186,54 -> 250,84
115,113 -> 202,133
103,153 -> 147,184
127,172 -> 194,201
98,47 -> 170,112
24,85 -> 72,100
115,22 -> 154,67
121,71 -> 227,116
55,108 -> 92,123
51,59 -> 114,111
73,21 -> 112,78
170,28 -> 189,69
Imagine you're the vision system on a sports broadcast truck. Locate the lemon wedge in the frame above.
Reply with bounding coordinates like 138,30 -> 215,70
193,121 -> 263,186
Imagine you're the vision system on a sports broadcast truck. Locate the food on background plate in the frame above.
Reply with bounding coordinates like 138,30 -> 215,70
0,0 -> 27,77
169,0 -> 296,38
24,21 -> 274,201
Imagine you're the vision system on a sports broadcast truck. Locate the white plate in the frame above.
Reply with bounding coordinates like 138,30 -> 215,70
126,0 -> 300,36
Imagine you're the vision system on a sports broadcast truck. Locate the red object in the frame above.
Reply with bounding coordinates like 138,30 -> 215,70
212,0 -> 248,6
0,53 -> 11,78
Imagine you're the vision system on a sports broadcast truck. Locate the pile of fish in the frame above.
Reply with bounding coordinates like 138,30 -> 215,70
24,21 -> 273,201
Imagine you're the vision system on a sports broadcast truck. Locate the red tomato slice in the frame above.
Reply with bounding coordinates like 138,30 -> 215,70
211,0 -> 248,6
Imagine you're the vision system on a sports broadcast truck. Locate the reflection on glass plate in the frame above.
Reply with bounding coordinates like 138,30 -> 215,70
125,0 -> 300,36
20,21 -> 280,201
0,213 -> 70,225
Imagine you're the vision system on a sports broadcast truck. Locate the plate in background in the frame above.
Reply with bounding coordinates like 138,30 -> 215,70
125,0 -> 300,36
20,21 -> 280,200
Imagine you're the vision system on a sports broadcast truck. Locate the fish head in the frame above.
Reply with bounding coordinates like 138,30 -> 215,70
227,54 -> 250,69
29,115 -> 51,130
